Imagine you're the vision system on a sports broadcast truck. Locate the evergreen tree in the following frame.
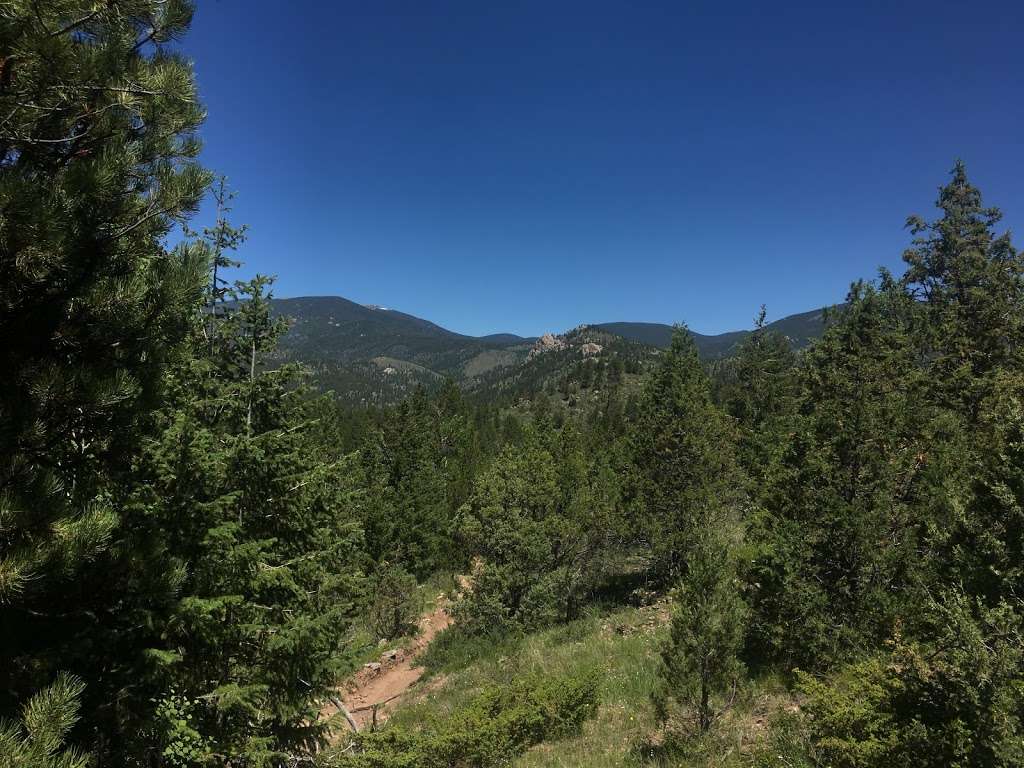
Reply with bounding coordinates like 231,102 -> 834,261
901,161 -> 1024,418
126,276 -> 365,762
188,176 -> 246,344
0,0 -> 209,752
934,364 -> 1024,608
723,305 -> 799,488
454,424 -> 616,634
628,327 -> 744,584
748,282 -> 945,665
0,674 -> 88,768
800,590 -> 1024,768
899,164 -> 1024,608
656,533 -> 747,735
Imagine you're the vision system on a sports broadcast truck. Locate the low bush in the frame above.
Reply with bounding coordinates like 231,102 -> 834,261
795,592 -> 1024,768
369,562 -> 420,641
319,674 -> 599,768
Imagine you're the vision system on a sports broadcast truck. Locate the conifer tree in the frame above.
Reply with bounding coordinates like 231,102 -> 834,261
748,282 -> 942,664
901,161 -> 1024,418
455,423 -> 616,634
0,673 -> 88,768
628,327 -> 744,583
127,274 -> 366,763
899,164 -> 1024,608
0,0 -> 209,750
723,306 -> 799,488
656,533 -> 747,735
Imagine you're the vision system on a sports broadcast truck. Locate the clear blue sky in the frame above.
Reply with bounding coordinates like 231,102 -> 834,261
183,0 -> 1024,337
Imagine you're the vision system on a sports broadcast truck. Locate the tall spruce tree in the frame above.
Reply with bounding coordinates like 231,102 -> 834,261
0,0 -> 209,754
903,165 -> 1024,609
723,306 -> 799,488
126,275 -> 365,763
902,161 -> 1024,418
628,327 -> 744,584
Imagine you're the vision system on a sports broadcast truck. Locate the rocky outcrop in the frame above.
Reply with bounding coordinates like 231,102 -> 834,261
580,342 -> 603,357
528,332 -> 568,359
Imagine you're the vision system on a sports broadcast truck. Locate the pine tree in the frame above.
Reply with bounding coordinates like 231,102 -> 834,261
0,0 -> 209,752
127,275 -> 366,762
656,533 -> 747,735
723,305 -> 799,488
901,161 -> 1024,418
628,327 -> 744,584
0,674 -> 88,768
899,164 -> 1024,608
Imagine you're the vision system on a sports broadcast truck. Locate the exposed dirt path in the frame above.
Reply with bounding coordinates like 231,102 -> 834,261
325,596 -> 452,734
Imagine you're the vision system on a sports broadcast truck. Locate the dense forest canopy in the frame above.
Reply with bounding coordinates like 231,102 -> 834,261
1,4 -> 1023,768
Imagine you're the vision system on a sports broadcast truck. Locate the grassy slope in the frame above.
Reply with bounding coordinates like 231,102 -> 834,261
381,602 -> 798,768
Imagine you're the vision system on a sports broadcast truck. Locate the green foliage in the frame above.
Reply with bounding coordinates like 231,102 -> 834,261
453,424 -> 618,635
124,275 -> 366,762
933,368 -> 1024,607
361,383 -> 482,576
150,690 -> 210,768
0,674 -> 88,768
318,675 -> 599,768
797,592 -> 1024,768
628,327 -> 744,584
416,623 -> 521,677
747,282 -> 945,664
369,562 -> 420,641
901,160 -> 1024,413
0,0 -> 211,756
748,712 -> 816,768
656,535 -> 748,735
720,306 -> 799,488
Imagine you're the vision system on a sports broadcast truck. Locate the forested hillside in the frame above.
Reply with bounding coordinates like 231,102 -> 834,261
268,294 -> 831,406
2,5 -> 1023,768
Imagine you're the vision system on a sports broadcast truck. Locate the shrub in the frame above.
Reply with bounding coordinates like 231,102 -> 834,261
318,674 -> 599,768
369,563 -> 420,641
797,591 -> 1024,768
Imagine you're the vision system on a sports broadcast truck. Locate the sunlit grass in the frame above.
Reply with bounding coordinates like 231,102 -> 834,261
381,600 -> 800,768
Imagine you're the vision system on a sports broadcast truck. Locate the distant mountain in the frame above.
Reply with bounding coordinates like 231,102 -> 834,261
271,296 -> 836,405
272,296 -> 528,362
597,306 -> 833,358
271,296 -> 536,404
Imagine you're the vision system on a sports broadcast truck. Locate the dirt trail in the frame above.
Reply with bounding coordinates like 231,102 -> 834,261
326,597 -> 452,733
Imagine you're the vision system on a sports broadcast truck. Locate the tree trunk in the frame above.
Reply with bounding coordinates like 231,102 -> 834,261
246,334 -> 255,437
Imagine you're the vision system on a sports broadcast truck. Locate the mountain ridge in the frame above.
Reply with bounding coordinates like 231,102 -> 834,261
271,295 -> 836,405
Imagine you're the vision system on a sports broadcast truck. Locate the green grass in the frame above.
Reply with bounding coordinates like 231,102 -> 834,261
380,601 -> 802,768
385,604 -> 665,766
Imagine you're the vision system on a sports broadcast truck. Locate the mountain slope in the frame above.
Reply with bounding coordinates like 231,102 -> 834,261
273,296 -> 531,373
597,305 -> 834,358
271,296 -> 835,405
